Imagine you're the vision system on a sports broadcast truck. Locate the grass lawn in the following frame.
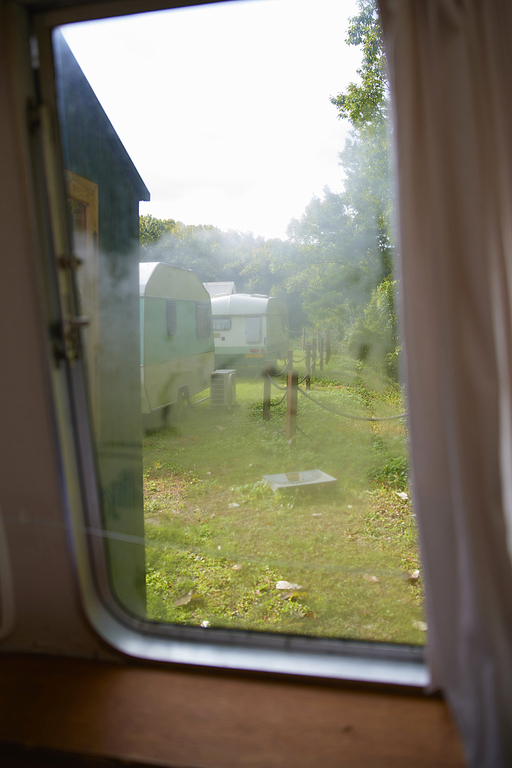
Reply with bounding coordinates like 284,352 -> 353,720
143,354 -> 425,645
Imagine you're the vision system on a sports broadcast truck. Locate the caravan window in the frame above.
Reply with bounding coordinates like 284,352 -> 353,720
245,317 -> 262,344
213,318 -> 231,331
50,0 -> 425,681
196,302 -> 212,339
166,300 -> 177,337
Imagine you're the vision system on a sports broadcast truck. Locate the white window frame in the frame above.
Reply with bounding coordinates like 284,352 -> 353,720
30,0 -> 428,689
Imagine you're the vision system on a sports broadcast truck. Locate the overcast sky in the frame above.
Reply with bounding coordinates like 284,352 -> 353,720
61,0 -> 361,240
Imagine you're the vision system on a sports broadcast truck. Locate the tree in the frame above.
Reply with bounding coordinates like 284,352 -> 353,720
330,0 -> 388,128
286,0 -> 398,378
139,214 -> 177,248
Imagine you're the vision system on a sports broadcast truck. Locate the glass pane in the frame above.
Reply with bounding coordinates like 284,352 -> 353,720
55,0 -> 425,645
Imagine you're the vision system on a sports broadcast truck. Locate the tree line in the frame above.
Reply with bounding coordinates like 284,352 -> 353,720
140,0 -> 398,380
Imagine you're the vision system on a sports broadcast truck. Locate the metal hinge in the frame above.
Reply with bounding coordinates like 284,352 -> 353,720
32,101 -> 84,365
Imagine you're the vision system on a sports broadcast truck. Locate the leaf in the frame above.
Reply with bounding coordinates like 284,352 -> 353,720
413,620 -> 428,632
403,569 -> 420,583
276,580 -> 302,590
174,590 -> 201,607
231,564 -> 243,571
363,573 -> 380,583
396,491 -> 409,501
281,589 -> 308,601
228,502 -> 240,509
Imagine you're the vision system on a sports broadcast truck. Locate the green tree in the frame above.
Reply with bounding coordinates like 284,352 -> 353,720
329,0 -> 388,128
287,0 -> 399,378
139,214 -> 177,248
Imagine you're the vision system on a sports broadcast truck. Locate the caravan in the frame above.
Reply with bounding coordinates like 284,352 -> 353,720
210,293 -> 289,371
140,262 -> 215,424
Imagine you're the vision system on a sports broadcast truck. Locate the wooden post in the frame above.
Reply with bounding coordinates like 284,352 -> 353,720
325,329 -> 331,365
305,343 -> 311,391
263,365 -> 271,421
311,338 -> 317,377
302,327 -> 306,351
320,334 -> 324,371
287,349 -> 294,373
286,368 -> 298,444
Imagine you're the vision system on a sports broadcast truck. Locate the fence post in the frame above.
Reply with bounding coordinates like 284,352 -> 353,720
287,349 -> 294,373
305,343 -> 311,391
302,327 -> 306,351
311,338 -> 317,377
263,365 -> 271,421
325,329 -> 331,365
320,334 -> 324,371
286,368 -> 298,444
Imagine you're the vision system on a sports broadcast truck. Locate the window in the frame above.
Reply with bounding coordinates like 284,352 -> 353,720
166,299 -> 177,337
245,316 -> 262,344
213,317 -> 231,331
196,301 -> 212,339
49,0 -> 425,682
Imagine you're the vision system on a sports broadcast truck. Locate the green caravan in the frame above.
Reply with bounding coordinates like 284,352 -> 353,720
210,293 -> 289,371
140,262 -> 215,426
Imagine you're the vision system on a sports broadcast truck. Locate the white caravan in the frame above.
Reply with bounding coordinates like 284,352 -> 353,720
210,293 -> 289,371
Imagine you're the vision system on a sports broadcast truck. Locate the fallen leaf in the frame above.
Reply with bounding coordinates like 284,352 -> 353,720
276,580 -> 302,590
311,512 -> 323,517
403,569 -> 420,583
413,620 -> 428,632
281,589 -> 308,601
228,502 -> 240,509
231,564 -> 243,571
174,591 -> 201,607
200,620 -> 210,628
363,573 -> 380,583
396,491 -> 409,501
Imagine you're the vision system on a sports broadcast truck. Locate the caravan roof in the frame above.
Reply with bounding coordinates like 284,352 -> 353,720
140,262 -> 209,301
211,293 -> 287,316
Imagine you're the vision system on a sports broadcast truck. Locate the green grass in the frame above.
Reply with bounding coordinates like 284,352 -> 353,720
143,353 -> 425,645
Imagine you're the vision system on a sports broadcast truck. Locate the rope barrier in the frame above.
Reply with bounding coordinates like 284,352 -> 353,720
297,387 -> 407,422
265,372 -> 288,391
269,363 -> 289,377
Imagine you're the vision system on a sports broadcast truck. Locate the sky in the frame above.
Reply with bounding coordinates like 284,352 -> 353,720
61,0 -> 362,240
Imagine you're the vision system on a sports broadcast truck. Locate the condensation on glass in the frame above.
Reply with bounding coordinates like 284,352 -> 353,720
53,0 -> 423,646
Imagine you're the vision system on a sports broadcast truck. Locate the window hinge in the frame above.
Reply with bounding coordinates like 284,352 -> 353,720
33,101 -> 83,366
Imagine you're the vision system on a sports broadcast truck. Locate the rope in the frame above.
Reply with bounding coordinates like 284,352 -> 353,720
269,362 -> 289,377
265,372 -> 288,391
297,387 -> 407,422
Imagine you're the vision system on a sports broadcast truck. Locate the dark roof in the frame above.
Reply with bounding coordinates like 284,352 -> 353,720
53,30 -> 150,202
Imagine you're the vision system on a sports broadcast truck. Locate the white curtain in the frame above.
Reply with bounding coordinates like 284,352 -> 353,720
378,1 -> 512,765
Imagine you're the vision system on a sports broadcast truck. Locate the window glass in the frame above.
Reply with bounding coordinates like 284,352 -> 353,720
213,318 -> 231,332
196,302 -> 212,340
55,0 -> 425,646
245,317 -> 262,344
166,299 -> 177,337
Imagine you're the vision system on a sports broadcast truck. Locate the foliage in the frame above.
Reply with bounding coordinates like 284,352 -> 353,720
330,0 -> 388,128
138,0 -> 399,378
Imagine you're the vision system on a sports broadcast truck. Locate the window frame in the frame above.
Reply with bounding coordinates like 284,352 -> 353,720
29,0 -> 428,690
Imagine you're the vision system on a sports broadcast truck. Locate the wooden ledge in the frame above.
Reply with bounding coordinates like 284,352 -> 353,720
0,654 -> 466,767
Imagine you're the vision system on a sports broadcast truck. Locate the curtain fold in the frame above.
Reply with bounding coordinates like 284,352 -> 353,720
378,1 -> 512,765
